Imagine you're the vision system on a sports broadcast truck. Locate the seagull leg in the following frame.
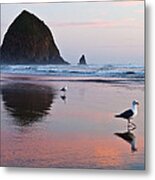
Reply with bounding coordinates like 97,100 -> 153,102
127,120 -> 136,131
127,118 -> 134,129
130,122 -> 137,129
127,120 -> 131,129
128,119 -> 131,126
128,118 -> 131,124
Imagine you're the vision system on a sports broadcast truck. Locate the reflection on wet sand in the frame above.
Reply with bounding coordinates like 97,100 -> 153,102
114,124 -> 137,153
1,77 -> 144,169
2,83 -> 56,126
60,95 -> 67,104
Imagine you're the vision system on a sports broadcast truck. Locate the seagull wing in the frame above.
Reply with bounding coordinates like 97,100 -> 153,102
115,109 -> 134,119
60,87 -> 65,91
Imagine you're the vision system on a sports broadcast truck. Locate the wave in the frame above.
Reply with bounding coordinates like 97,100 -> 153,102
1,64 -> 144,81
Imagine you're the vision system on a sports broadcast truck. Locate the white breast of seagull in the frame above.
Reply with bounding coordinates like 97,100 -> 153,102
131,104 -> 138,118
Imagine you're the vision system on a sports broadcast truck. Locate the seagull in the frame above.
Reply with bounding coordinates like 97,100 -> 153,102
115,100 -> 139,123
60,85 -> 67,92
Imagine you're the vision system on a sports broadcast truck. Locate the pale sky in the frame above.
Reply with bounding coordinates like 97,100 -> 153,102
1,1 -> 144,65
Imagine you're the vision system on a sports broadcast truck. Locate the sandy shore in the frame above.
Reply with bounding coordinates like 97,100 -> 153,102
1,73 -> 144,169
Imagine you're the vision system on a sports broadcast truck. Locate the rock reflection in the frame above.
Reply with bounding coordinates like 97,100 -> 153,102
2,83 -> 56,126
114,125 -> 137,153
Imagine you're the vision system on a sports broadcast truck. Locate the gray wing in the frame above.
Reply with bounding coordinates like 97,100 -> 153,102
115,109 -> 134,119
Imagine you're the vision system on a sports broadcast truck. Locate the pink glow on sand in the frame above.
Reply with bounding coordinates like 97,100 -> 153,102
1,130 -> 144,168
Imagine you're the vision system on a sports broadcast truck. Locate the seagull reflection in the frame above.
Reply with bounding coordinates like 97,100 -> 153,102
60,95 -> 67,104
2,83 -> 56,126
114,124 -> 137,153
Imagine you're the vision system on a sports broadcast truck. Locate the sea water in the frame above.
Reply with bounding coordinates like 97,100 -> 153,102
1,64 -> 144,82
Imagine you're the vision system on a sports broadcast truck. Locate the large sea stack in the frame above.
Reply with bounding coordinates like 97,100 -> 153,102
1,10 -> 69,64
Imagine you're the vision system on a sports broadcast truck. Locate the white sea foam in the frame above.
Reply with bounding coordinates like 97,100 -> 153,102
1,64 -> 144,82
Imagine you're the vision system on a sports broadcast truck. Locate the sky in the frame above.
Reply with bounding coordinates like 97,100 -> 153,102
1,1 -> 144,65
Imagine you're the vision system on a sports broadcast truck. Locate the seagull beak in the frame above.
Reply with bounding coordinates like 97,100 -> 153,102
136,102 -> 140,105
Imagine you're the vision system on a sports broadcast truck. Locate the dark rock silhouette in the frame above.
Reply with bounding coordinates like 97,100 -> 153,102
2,83 -> 56,126
1,10 -> 69,64
78,55 -> 87,65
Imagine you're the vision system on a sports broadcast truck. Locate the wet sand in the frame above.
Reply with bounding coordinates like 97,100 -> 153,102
0,73 -> 145,169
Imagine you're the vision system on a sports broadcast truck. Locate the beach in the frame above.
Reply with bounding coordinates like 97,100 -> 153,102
0,0 -> 145,170
1,73 -> 144,169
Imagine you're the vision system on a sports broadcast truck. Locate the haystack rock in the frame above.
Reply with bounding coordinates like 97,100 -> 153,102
1,10 -> 69,64
78,54 -> 87,65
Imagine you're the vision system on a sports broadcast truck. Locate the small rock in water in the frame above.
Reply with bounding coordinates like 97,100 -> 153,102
78,54 -> 87,65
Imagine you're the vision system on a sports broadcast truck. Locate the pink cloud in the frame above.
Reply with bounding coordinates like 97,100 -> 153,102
49,20 -> 115,28
49,17 -> 142,29
134,9 -> 144,14
115,0 -> 144,7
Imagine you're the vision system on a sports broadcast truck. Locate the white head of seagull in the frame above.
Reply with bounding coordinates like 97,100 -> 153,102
132,100 -> 139,117
132,100 -> 139,106
115,100 -> 139,122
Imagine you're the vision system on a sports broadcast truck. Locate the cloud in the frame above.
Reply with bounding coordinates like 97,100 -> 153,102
115,0 -> 144,7
49,17 -> 143,29
49,20 -> 115,28
134,9 -> 144,14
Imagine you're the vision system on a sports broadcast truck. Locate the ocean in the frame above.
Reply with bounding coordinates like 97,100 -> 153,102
1,64 -> 144,84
